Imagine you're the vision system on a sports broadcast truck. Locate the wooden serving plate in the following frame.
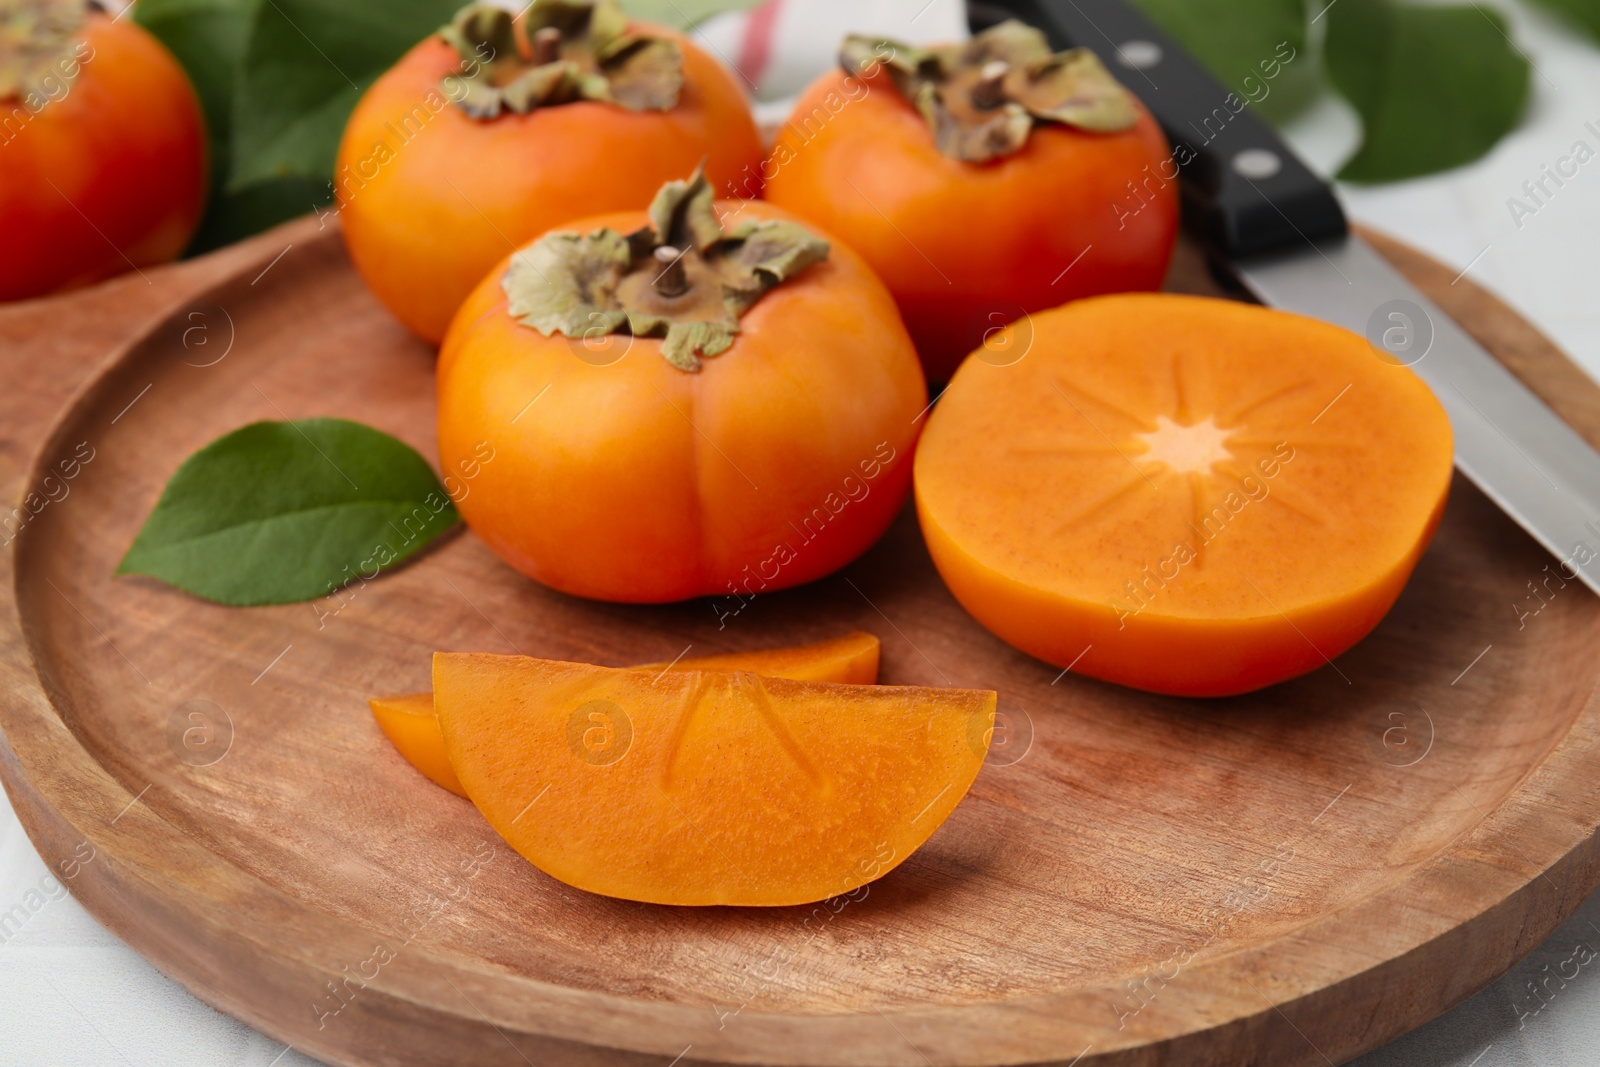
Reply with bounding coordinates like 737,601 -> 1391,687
5,219 -> 1600,1067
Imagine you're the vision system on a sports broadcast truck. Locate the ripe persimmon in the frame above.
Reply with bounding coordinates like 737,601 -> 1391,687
914,294 -> 1454,697
763,21 -> 1178,381
434,652 -> 995,905
371,631 -> 882,796
1,0 -> 206,301
337,0 -> 764,344
436,170 -> 926,603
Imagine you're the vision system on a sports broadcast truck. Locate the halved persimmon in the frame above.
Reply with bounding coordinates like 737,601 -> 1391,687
434,652 -> 994,906
914,293 -> 1454,697
372,631 -> 881,796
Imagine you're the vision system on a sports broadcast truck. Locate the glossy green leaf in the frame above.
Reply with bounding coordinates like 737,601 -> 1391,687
229,0 -> 460,190
118,420 -> 459,606
1129,0 -> 1316,123
1326,0 -> 1529,182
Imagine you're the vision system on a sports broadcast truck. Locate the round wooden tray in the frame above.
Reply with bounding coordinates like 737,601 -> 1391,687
5,223 -> 1600,1067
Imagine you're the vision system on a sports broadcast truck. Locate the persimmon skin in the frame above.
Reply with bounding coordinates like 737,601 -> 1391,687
337,25 -> 764,344
0,13 -> 207,301
437,202 -> 926,604
914,294 -> 1454,697
764,68 -> 1179,382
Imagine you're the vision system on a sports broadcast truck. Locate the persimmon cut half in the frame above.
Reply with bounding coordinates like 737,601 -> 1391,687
371,632 -> 881,796
915,293 -> 1454,697
434,652 -> 994,906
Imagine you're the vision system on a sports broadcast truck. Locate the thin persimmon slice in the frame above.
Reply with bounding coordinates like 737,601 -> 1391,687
371,632 -> 881,796
434,652 -> 995,906
655,629 -> 880,684
369,692 -> 466,795
914,293 -> 1454,696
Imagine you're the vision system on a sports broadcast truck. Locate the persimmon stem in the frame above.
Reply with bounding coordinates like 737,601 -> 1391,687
532,27 -> 562,66
971,60 -> 1010,110
653,246 -> 690,297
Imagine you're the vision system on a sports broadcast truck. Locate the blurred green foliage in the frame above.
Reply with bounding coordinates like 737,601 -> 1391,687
1324,0 -> 1529,182
135,0 -> 758,254
1129,0 -> 1318,124
134,0 -> 1597,249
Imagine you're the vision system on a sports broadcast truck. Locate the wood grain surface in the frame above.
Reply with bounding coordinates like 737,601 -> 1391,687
3,219 -> 1600,1067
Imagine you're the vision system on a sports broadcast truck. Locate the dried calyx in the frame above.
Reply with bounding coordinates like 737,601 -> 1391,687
0,0 -> 84,101
502,169 -> 830,372
440,0 -> 682,120
840,20 -> 1138,163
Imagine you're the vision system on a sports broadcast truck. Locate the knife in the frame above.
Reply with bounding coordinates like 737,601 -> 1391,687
980,0 -> 1600,596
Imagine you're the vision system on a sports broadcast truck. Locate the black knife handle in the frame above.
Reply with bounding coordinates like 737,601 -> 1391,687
975,0 -> 1347,259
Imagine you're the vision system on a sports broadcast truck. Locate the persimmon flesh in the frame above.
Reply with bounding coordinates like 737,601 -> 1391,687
914,294 -> 1454,696
435,652 -> 994,905
370,631 -> 882,796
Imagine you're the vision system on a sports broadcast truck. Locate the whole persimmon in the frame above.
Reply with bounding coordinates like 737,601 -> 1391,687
0,0 -> 207,301
437,170 -> 926,604
337,0 -> 764,344
764,21 -> 1178,381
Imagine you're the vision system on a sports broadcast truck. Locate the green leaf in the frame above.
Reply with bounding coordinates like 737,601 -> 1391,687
229,0 -> 461,190
135,0 -> 256,144
615,0 -> 762,29
1526,0 -> 1600,37
118,420 -> 459,606
1326,0 -> 1529,183
135,0 -> 338,251
1128,0 -> 1316,123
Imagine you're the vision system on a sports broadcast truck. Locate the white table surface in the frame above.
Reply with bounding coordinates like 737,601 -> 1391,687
4,1 -> 1600,1064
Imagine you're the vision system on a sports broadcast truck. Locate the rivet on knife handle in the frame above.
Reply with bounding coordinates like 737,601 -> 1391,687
981,0 -> 1347,258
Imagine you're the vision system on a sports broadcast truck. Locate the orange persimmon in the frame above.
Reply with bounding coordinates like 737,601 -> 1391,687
371,631 -> 882,796
1,3 -> 207,301
914,293 -> 1454,697
434,652 -> 994,905
337,0 -> 763,344
763,22 -> 1177,381
436,171 -> 925,603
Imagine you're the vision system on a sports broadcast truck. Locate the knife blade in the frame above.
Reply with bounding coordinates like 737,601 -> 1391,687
984,0 -> 1600,594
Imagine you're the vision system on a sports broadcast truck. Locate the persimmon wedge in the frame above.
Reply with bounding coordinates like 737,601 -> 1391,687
434,652 -> 994,906
915,293 -> 1454,696
371,632 -> 881,796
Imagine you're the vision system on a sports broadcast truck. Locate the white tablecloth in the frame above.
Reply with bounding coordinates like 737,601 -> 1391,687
4,1 -> 1599,1063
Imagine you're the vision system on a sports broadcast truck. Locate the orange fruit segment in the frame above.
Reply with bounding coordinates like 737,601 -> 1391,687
370,632 -> 881,796
435,653 -> 995,906
652,629 -> 880,684
914,293 -> 1454,696
369,692 -> 467,796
